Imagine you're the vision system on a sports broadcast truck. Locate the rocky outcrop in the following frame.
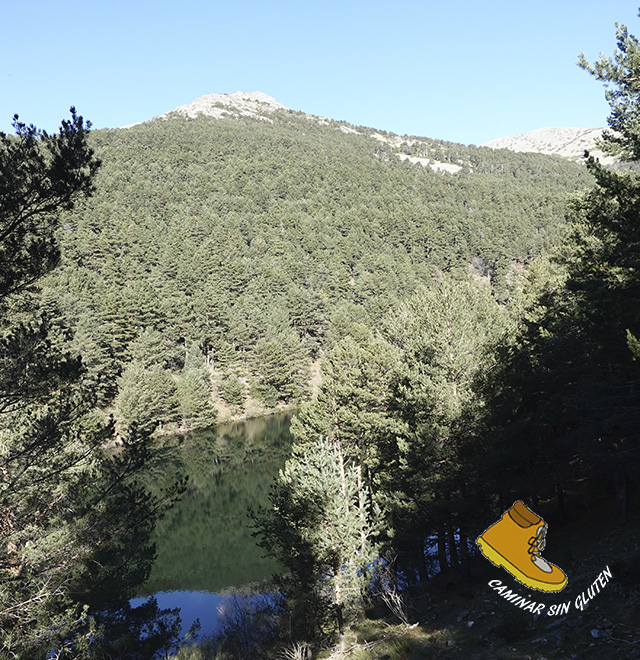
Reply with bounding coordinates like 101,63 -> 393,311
162,91 -> 288,121
483,127 -> 615,163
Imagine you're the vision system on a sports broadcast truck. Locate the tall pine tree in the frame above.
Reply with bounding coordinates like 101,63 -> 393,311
0,111 -> 181,657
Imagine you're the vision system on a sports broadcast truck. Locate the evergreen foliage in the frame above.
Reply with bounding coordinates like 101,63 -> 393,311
382,276 -> 515,576
253,13 -> 640,644
0,111 -> 182,657
43,109 -> 591,422
220,374 -> 245,411
255,436 -> 382,639
478,12 -> 640,523
578,16 -> 640,161
4,42 -> 631,653
116,361 -> 180,433
178,343 -> 217,430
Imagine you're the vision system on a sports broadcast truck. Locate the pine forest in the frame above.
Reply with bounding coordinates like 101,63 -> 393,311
1,13 -> 640,660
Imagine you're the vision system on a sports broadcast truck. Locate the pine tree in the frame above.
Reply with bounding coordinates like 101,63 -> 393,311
252,330 -> 309,405
176,342 -> 217,430
255,437 -> 381,640
0,111 -> 181,655
221,373 -> 245,412
291,327 -> 401,528
564,15 -> 640,516
384,276 -> 514,576
578,16 -> 640,161
116,361 -> 180,433
485,13 -> 640,523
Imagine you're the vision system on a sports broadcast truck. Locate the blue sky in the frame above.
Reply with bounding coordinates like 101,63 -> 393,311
1,1 -> 637,145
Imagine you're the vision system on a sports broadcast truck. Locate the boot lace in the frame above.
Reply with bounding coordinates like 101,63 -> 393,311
528,525 -> 552,571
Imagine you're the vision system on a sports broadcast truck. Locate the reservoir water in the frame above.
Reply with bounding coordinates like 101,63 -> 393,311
132,413 -> 293,639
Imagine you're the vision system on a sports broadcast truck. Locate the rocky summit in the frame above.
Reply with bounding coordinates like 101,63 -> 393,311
161,91 -> 288,121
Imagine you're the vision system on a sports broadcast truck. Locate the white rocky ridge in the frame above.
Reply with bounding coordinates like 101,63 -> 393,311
161,91 -> 289,121
482,127 -> 615,163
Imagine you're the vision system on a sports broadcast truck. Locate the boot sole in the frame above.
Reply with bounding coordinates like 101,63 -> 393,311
476,536 -> 567,593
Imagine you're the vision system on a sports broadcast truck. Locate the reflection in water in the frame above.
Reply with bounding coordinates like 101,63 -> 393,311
130,591 -> 226,639
135,413 -> 292,636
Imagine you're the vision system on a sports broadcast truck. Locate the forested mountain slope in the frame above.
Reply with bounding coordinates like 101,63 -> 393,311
46,102 -> 592,428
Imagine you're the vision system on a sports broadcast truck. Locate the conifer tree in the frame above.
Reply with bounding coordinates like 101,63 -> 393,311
176,341 -> 217,430
256,437 -> 381,640
0,111 -> 181,656
563,14 -> 640,515
384,276 -> 513,576
485,13 -> 640,522
578,17 -> 640,161
116,361 -> 180,433
292,327 -> 401,521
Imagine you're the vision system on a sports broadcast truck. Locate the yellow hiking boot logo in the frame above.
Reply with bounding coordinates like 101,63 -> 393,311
476,500 -> 568,593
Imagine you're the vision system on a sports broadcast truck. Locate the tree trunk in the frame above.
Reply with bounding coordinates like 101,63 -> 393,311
414,541 -> 428,582
437,525 -> 449,573
446,519 -> 459,567
336,602 -> 345,649
458,531 -> 469,571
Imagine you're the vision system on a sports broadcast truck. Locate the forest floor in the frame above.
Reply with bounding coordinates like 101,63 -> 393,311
323,493 -> 640,660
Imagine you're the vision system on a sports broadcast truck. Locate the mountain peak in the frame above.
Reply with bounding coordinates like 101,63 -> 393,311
161,91 -> 288,121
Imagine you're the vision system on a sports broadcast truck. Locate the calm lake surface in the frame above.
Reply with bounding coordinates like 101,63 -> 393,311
132,413 -> 293,638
